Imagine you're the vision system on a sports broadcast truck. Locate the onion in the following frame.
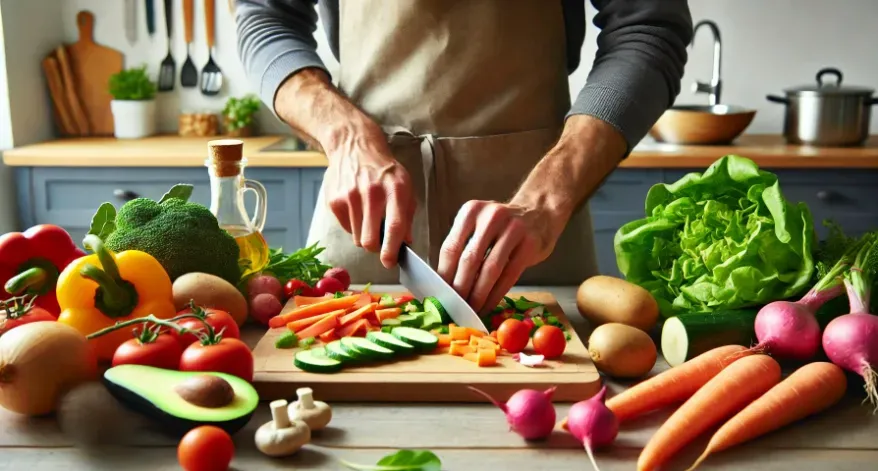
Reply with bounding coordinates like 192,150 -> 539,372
468,386 -> 557,440
0,322 -> 97,415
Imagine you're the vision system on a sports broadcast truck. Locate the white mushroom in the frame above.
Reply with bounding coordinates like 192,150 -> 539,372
288,387 -> 332,431
254,399 -> 311,457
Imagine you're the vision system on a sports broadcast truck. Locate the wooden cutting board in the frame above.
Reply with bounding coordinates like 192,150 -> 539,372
252,292 -> 601,403
66,10 -> 124,136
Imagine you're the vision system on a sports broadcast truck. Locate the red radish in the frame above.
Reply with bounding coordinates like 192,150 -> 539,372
564,386 -> 618,471
324,267 -> 351,290
315,277 -> 345,296
468,386 -> 556,440
822,234 -> 878,408
249,293 -> 283,325
247,274 -> 283,299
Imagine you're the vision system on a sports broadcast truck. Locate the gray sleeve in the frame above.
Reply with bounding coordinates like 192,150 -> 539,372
235,0 -> 327,111
569,0 -> 693,152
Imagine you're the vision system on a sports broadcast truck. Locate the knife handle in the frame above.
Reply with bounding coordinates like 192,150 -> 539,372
146,0 -> 156,34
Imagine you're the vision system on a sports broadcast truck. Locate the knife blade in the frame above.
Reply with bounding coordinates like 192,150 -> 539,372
124,0 -> 138,44
396,244 -> 488,333
145,0 -> 156,37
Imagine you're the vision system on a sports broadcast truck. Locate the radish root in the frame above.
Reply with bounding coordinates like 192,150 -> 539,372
862,362 -> 878,414
584,442 -> 601,471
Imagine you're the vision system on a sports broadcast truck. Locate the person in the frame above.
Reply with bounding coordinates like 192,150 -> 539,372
236,0 -> 693,313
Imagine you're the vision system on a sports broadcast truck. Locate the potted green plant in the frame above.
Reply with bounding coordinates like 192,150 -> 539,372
222,94 -> 261,137
108,65 -> 157,139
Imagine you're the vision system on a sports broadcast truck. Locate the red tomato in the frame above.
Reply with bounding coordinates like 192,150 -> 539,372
178,425 -> 234,471
315,276 -> 345,295
284,279 -> 318,298
532,325 -> 566,359
497,318 -> 530,353
112,333 -> 183,369
521,317 -> 536,335
0,301 -> 55,336
180,337 -> 254,382
174,305 -> 240,348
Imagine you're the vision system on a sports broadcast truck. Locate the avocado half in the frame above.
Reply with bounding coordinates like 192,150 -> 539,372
103,364 -> 259,436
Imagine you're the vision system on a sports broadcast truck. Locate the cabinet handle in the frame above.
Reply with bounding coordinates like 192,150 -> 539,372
114,189 -> 140,201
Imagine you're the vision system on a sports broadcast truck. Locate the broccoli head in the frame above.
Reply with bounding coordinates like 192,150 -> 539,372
104,198 -> 241,285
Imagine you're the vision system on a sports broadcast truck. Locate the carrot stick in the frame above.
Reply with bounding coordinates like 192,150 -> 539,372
268,294 -> 360,328
687,361 -> 847,470
637,354 -> 782,471
339,302 -> 378,326
293,294 -> 332,306
337,318 -> 370,337
295,314 -> 340,340
319,328 -> 338,343
286,309 -> 345,332
605,344 -> 751,422
375,307 -> 402,322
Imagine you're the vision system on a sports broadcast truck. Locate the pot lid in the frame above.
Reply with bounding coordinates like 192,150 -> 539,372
784,67 -> 874,96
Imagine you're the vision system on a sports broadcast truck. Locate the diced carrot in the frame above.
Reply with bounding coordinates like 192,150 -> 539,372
450,325 -> 469,341
451,339 -> 469,346
337,318 -> 371,337
375,307 -> 403,322
478,337 -> 500,351
286,309 -> 345,333
477,347 -> 497,366
466,328 -> 486,338
340,302 -> 378,326
463,352 -> 479,363
319,328 -> 338,343
294,314 -> 340,339
468,337 -> 481,348
293,294 -> 332,306
269,294 -> 360,328
480,335 -> 498,343
436,334 -> 451,347
450,343 -> 470,356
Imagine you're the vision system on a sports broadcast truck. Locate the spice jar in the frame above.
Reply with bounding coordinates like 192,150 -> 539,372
179,112 -> 219,137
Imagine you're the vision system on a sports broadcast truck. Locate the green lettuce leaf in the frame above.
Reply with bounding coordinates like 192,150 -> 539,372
614,155 -> 815,317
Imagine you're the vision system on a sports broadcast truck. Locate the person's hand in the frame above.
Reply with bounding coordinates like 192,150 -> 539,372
323,123 -> 416,268
437,200 -> 567,314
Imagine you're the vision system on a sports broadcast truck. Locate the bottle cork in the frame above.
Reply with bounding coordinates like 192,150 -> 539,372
207,139 -> 244,177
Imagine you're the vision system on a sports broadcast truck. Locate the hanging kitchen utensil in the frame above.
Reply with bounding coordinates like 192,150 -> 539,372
200,0 -> 223,95
124,0 -> 137,45
180,0 -> 198,87
158,0 -> 175,91
767,67 -> 878,146
145,0 -> 156,38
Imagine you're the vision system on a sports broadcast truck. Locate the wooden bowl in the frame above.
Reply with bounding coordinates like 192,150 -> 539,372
649,105 -> 756,145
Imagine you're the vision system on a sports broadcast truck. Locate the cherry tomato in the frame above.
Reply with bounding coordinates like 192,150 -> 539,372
0,300 -> 55,336
532,325 -> 566,359
497,318 -> 530,353
173,304 -> 240,348
315,276 -> 345,295
521,317 -> 536,335
180,337 -> 254,382
284,279 -> 317,298
178,425 -> 234,471
112,332 -> 183,369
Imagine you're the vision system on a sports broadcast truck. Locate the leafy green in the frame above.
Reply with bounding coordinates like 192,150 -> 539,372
262,243 -> 333,285
845,232 -> 878,313
108,65 -> 156,101
340,450 -> 441,471
614,155 -> 815,317
88,202 -> 117,240
159,184 -> 193,204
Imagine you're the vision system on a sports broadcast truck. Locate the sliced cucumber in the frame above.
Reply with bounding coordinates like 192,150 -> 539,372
367,331 -> 415,354
392,327 -> 439,351
379,294 -> 397,308
403,299 -> 424,313
325,340 -> 357,363
294,347 -> 343,373
424,297 -> 450,324
661,309 -> 758,367
339,337 -> 369,360
381,318 -> 403,328
420,310 -> 443,330
343,337 -> 395,360
398,313 -> 423,327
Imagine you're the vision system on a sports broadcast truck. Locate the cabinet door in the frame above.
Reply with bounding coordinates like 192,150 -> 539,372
590,213 -> 640,278
299,168 -> 325,246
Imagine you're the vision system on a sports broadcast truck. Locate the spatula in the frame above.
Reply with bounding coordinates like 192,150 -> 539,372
199,0 -> 223,95
180,0 -> 198,88
158,0 -> 175,91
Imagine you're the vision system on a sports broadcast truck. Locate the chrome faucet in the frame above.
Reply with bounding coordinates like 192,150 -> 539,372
691,20 -> 722,106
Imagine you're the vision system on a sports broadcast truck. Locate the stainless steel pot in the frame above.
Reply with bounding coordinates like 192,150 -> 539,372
767,67 -> 878,146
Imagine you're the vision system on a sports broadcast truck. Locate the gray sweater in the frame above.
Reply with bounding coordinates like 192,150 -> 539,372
236,0 -> 693,149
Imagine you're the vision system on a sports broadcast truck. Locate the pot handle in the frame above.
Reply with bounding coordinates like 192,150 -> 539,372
816,67 -> 843,87
766,95 -> 789,105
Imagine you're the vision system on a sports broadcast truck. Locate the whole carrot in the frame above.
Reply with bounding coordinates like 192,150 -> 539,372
605,344 -> 750,422
637,354 -> 781,471
687,361 -> 847,470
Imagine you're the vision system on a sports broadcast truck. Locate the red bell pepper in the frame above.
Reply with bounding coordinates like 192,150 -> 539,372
0,225 -> 85,314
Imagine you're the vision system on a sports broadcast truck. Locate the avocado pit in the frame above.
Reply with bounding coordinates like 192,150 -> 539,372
174,374 -> 235,408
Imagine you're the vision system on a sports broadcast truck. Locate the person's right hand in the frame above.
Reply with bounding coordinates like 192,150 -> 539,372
323,123 -> 417,268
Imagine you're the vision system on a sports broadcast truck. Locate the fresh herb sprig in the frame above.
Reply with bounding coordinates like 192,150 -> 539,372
262,243 -> 333,285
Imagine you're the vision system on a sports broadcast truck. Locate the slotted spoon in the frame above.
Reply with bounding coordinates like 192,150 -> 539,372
200,0 -> 223,95
180,0 -> 198,88
158,0 -> 175,91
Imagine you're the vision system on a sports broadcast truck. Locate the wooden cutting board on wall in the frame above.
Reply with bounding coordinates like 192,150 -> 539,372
66,10 -> 124,136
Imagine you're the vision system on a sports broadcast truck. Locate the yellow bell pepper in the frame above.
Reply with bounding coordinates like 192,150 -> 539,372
57,234 -> 176,362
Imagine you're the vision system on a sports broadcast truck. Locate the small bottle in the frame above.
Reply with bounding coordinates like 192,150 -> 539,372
206,139 -> 269,277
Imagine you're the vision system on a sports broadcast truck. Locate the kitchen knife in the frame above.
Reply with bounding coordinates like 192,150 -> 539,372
145,0 -> 156,37
124,0 -> 137,44
380,224 -> 487,332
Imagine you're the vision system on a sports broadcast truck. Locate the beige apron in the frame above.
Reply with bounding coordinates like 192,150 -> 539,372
307,0 -> 599,285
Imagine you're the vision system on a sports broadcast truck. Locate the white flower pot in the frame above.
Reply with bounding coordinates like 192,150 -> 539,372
110,99 -> 157,139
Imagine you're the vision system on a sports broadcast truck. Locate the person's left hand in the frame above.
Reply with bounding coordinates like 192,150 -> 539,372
437,200 -> 566,314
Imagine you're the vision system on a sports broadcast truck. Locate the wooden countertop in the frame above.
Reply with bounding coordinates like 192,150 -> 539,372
3,134 -> 878,169
1,285 -> 875,471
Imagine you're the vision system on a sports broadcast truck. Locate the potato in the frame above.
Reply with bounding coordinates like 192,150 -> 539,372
587,323 -> 657,378
173,272 -> 249,326
576,275 -> 659,331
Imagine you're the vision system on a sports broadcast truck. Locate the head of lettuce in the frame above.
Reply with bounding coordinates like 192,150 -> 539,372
614,155 -> 815,318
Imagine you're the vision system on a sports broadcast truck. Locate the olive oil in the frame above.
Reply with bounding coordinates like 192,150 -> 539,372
225,225 -> 270,277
